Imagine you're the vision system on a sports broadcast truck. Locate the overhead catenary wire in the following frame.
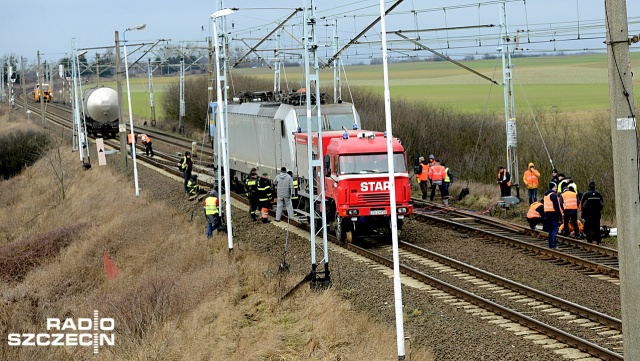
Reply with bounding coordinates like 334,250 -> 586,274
467,59 -> 501,189
513,70 -> 555,171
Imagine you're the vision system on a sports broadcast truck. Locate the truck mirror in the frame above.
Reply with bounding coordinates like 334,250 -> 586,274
324,155 -> 331,177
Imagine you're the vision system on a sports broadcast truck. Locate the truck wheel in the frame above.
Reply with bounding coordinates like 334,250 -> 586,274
346,231 -> 353,243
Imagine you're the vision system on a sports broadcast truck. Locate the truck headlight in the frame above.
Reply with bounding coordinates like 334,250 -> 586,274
347,209 -> 359,215
397,207 -> 407,214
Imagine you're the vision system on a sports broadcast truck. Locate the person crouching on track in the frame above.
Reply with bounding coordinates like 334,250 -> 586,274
245,168 -> 259,221
543,182 -> 562,249
257,172 -> 273,223
186,174 -> 200,197
274,167 -> 295,222
178,151 -> 193,193
203,189 -> 220,238
137,134 -> 154,157
526,200 -> 546,231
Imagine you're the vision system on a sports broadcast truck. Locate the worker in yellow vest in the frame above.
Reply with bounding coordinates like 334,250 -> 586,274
203,189 -> 220,238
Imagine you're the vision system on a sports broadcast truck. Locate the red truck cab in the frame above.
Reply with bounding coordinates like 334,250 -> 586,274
295,130 -> 413,242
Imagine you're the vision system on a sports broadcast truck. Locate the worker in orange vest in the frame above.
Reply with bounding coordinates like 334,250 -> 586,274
137,134 -> 154,157
526,200 -> 546,231
560,186 -> 580,238
428,160 -> 447,203
127,132 -> 136,158
523,162 -> 541,205
415,156 -> 430,200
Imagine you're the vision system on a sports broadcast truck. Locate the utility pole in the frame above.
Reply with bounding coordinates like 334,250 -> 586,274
37,51 -> 46,128
1,58 -> 4,104
96,52 -> 100,86
178,54 -> 185,134
605,1 -> 639,360
21,57 -> 27,118
115,31 -> 128,169
148,58 -> 156,126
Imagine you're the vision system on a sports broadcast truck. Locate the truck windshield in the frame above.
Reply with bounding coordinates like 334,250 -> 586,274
338,153 -> 407,174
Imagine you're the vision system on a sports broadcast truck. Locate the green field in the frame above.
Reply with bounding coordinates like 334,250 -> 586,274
233,52 -> 640,113
94,52 -> 640,118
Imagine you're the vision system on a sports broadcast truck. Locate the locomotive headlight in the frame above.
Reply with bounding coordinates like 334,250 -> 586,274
397,207 -> 407,214
347,209 -> 359,215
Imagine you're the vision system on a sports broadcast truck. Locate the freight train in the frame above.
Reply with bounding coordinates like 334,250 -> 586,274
82,87 -> 119,138
212,90 -> 413,241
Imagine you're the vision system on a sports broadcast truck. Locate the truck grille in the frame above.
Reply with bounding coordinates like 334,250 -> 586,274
358,193 -> 390,203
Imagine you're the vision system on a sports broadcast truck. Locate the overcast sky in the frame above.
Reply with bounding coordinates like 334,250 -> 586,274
2,0 -> 639,65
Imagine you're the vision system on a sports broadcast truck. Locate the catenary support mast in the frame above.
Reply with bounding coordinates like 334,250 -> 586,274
303,0 -> 330,286
605,1 -> 639,359
499,3 -> 518,189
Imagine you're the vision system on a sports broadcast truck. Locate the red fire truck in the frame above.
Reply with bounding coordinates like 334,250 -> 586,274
294,130 -> 413,242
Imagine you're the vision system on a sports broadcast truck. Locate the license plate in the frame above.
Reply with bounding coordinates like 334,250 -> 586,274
370,209 -> 387,215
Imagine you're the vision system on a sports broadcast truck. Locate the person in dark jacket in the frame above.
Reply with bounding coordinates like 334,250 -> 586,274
178,151 -> 193,193
244,168 -> 259,221
273,167 -> 294,222
543,182 -> 562,249
257,172 -> 273,223
497,166 -> 511,197
441,162 -> 454,206
288,170 -> 299,213
186,174 -> 200,196
580,181 -> 604,245
550,169 -> 560,185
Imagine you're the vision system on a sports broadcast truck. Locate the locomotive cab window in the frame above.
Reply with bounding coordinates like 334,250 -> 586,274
297,116 -> 321,132
327,114 -> 355,131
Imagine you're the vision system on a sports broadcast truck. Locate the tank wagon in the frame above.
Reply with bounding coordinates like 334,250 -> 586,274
214,91 -> 413,241
83,87 -> 119,138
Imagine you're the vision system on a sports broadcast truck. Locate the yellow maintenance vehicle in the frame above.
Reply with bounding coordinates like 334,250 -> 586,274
33,84 -> 53,102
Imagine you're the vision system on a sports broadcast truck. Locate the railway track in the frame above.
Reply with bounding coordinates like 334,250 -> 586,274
412,200 -> 619,282
18,99 -> 626,359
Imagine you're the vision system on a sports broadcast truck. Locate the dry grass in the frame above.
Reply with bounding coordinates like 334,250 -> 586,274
0,106 -> 434,361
